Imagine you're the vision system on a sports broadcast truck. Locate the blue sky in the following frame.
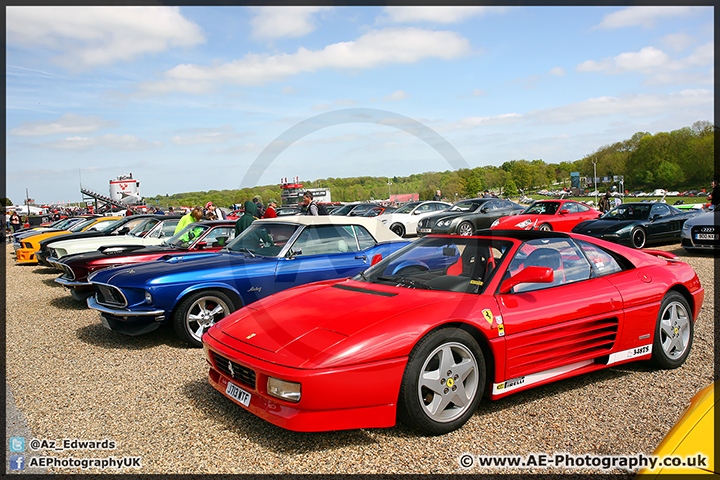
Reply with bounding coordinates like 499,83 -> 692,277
5,6 -> 714,205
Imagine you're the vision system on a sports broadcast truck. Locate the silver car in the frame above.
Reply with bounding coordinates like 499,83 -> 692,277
680,209 -> 720,252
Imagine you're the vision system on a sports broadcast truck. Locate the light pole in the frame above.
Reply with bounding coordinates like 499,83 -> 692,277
387,180 -> 392,201
592,157 -> 598,206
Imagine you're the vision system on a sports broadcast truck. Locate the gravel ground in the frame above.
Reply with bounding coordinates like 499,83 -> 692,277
4,242 -> 716,475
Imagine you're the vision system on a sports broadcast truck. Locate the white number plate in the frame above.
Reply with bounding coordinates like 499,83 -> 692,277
225,381 -> 251,407
418,228 -> 431,233
695,233 -> 718,240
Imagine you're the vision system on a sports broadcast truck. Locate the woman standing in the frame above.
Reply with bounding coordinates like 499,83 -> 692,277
9,211 -> 21,233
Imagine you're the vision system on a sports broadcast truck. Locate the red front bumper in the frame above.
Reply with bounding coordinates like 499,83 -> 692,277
204,334 -> 408,432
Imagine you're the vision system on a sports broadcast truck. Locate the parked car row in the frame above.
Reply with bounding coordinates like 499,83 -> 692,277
11,196 -> 709,437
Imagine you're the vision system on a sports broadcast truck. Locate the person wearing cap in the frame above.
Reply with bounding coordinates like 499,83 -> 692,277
204,201 -> 225,220
264,199 -> 278,218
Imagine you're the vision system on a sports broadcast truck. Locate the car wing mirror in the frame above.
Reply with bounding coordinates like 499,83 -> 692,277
559,209 -> 569,215
499,266 -> 554,294
651,214 -> 661,221
194,241 -> 207,249
117,227 -> 129,235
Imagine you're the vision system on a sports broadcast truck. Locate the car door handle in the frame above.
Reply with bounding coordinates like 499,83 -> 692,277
354,255 -> 367,260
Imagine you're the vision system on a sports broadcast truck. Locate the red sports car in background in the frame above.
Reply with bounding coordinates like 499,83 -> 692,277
203,230 -> 702,435
490,199 -> 600,232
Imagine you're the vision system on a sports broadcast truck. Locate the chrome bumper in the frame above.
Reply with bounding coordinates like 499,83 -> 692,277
87,296 -> 165,317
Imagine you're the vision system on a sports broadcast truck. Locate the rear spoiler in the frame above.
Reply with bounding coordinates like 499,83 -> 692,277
98,244 -> 147,254
643,249 -> 680,262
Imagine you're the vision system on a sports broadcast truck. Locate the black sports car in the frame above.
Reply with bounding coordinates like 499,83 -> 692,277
417,198 -> 525,236
571,202 -> 700,249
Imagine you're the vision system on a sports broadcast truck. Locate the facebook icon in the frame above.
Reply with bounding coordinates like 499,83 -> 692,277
10,455 -> 25,471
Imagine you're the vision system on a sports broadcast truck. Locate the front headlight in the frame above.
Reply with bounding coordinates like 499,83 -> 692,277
144,291 -> 153,304
267,377 -> 301,403
515,219 -> 533,229
438,219 -> 451,227
54,248 -> 68,257
490,219 -> 500,228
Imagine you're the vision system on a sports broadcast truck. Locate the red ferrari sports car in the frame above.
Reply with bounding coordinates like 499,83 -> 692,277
490,199 -> 600,232
202,230 -> 703,435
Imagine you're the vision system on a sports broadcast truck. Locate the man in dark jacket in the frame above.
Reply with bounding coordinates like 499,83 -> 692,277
710,180 -> 720,209
235,200 -> 258,237
598,192 -> 612,213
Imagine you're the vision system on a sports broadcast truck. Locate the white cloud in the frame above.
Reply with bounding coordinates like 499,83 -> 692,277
250,7 -> 330,40
440,113 -> 524,131
6,6 -> 205,70
334,99 -> 358,106
382,90 -> 409,102
378,6 -> 504,24
615,47 -> 670,72
578,47 -> 671,74
529,89 -> 712,124
281,86 -> 298,95
441,89 -> 711,131
683,42 -> 714,67
169,125 -> 249,146
660,33 -> 696,52
38,134 -> 162,151
576,42 -> 714,83
549,67 -> 566,76
137,28 -> 472,94
311,103 -> 332,112
10,114 -> 115,136
595,7 -> 702,29
470,89 -> 486,97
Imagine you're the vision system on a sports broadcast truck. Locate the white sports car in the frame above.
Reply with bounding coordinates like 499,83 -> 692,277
379,201 -> 451,237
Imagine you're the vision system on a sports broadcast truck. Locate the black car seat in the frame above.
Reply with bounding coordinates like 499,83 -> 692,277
524,248 -> 563,286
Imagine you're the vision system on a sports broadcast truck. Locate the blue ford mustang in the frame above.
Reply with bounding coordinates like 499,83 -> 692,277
87,216 -> 409,346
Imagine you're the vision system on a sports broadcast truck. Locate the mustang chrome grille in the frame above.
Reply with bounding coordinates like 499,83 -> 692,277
94,284 -> 127,308
59,263 -> 75,281
211,351 -> 256,389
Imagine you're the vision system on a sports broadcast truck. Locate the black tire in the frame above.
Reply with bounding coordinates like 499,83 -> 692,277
173,290 -> 236,347
397,327 -> 485,435
390,223 -> 406,237
537,223 -> 552,232
631,227 -> 646,249
650,292 -> 693,369
457,221 -> 474,236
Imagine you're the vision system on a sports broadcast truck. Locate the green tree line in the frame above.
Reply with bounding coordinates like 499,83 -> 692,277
144,120 -> 714,208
